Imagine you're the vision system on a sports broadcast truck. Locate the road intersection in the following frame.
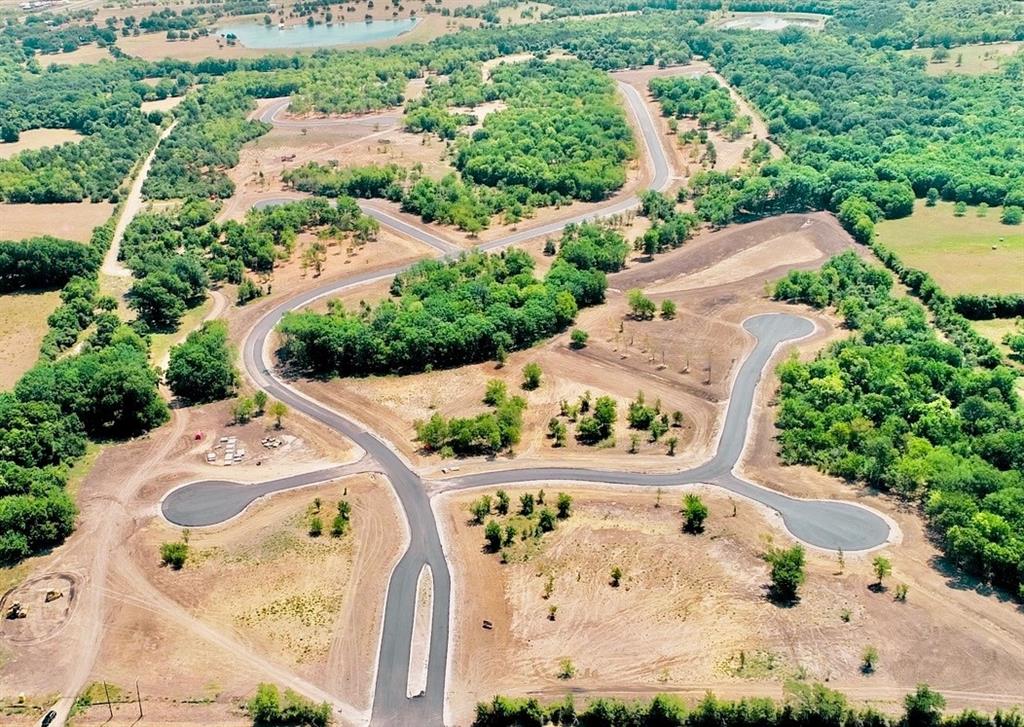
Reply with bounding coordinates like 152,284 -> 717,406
162,82 -> 893,726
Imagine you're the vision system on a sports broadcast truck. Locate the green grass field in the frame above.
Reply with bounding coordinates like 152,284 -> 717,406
875,201 -> 1024,295
903,41 -> 1022,76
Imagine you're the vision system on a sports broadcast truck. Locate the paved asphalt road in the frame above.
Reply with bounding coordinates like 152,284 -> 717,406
161,85 -> 890,726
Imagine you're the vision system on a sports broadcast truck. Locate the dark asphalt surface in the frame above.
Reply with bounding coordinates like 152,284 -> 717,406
161,86 -> 890,725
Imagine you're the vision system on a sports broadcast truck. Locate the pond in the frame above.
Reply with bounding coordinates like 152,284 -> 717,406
717,13 -> 827,31
216,17 -> 419,49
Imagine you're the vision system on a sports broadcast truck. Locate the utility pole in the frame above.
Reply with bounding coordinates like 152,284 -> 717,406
102,681 -> 113,720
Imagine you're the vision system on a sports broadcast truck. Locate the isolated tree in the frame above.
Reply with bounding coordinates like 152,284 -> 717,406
610,565 -> 623,587
483,379 -> 507,406
484,520 -> 502,551
872,555 -> 892,588
522,362 -> 542,390
253,390 -> 268,413
495,489 -> 510,515
666,436 -> 678,455
862,645 -> 879,674
556,492 -> 572,519
233,396 -> 256,424
660,299 -> 677,319
682,494 -> 708,533
1002,206 -> 1023,225
764,545 -> 806,603
570,328 -> 589,349
268,400 -> 288,429
519,492 -> 535,516
470,495 -> 492,524
308,516 -> 323,537
627,288 -> 656,319
671,410 -> 683,427
925,187 -> 939,206
538,508 -> 556,532
953,201 -> 967,217
894,583 -> 909,602
160,540 -> 188,569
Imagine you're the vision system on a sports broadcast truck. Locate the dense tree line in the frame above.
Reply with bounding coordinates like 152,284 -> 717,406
774,253 -> 1024,597
279,223 -> 627,376
473,683 -> 1022,727
952,294 -> 1024,321
0,236 -> 100,292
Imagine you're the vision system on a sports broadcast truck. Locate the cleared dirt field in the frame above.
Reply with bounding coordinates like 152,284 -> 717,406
294,213 -> 852,479
904,41 -> 1022,76
874,201 -> 1024,295
0,391 -> 366,725
0,290 -> 59,390
441,485 -> 1024,724
0,201 -> 113,242
0,128 -> 83,160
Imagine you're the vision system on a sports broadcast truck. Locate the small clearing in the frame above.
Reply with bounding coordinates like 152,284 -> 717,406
0,129 -> 83,160
0,290 -> 59,390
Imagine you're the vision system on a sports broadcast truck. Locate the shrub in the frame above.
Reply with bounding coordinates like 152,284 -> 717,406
763,545 -> 806,603
682,494 -> 708,533
160,541 -> 188,569
569,328 -> 589,349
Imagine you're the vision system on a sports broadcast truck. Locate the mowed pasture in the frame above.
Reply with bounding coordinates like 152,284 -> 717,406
0,128 -> 83,159
874,201 -> 1024,295
904,41 -> 1022,76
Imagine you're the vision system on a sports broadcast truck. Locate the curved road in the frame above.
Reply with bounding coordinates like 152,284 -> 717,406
162,85 -> 891,726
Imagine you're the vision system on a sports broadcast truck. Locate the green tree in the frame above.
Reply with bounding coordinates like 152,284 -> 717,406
309,515 -> 323,537
764,545 -> 806,603
872,555 -> 892,588
556,492 -> 572,519
660,299 -> 677,319
627,288 -> 656,319
862,645 -> 879,674
519,492 -> 535,516
538,508 -> 556,532
470,495 -> 492,524
610,565 -> 623,587
253,390 -> 268,413
166,322 -> 238,404
484,519 -> 502,551
495,489 -> 510,515
232,396 -> 255,424
682,494 -> 708,533
522,362 -> 542,390
160,540 -> 188,569
1001,206 -> 1023,225
268,400 -> 288,429
925,187 -> 939,206
570,328 -> 589,349
903,684 -> 945,726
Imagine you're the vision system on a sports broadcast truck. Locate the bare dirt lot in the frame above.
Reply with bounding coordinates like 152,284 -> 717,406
441,485 -> 1024,724
0,392 -> 375,725
295,213 -> 852,478
0,201 -> 113,242
0,290 -> 59,390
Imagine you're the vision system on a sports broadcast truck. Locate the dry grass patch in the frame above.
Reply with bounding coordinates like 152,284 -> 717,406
0,202 -> 114,242
905,42 -> 1022,76
0,290 -> 59,390
0,129 -> 83,160
443,486 -> 1024,723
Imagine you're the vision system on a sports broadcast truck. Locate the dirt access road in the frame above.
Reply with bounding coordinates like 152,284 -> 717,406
161,79 -> 892,727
